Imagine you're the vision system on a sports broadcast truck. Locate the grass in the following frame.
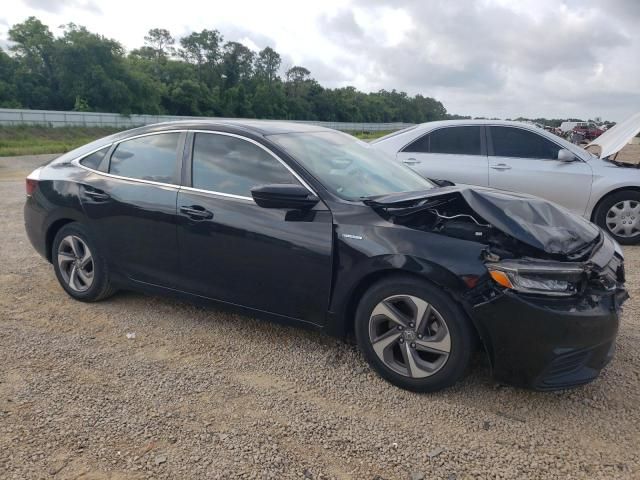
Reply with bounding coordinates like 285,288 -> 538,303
351,130 -> 393,140
0,125 -> 124,157
0,125 -> 394,157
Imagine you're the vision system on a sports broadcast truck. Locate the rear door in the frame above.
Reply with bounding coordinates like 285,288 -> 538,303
395,125 -> 489,186
78,131 -> 184,287
487,126 -> 593,216
176,131 -> 333,325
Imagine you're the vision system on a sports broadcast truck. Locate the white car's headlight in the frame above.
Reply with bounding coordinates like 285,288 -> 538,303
487,260 -> 584,296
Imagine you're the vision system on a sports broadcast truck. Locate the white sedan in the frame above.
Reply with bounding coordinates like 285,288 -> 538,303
371,114 -> 640,244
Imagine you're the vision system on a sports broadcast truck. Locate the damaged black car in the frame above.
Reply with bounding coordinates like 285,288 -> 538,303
24,121 -> 628,392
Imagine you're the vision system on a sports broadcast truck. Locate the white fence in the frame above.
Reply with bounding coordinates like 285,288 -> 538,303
0,108 -> 413,132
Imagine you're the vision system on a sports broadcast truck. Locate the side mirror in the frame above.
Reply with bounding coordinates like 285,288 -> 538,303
251,184 -> 319,209
558,149 -> 577,162
429,178 -> 456,187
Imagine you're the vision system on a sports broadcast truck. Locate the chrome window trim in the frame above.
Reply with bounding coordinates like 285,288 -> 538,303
72,129 -> 188,189
189,129 -> 318,196
179,185 -> 253,201
399,123 -> 581,162
71,128 -> 321,200
74,162 -> 181,190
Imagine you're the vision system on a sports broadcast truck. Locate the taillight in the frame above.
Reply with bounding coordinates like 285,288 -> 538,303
26,178 -> 39,196
26,167 -> 42,196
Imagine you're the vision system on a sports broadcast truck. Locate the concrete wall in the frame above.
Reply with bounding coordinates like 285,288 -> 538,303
0,108 -> 414,133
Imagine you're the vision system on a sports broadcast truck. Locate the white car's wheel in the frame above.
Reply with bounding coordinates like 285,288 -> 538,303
594,191 -> 640,245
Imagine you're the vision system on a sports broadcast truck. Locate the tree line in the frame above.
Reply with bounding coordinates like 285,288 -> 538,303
0,17 -> 448,123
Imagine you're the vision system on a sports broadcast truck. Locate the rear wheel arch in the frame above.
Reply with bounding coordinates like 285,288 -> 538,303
45,218 -> 76,262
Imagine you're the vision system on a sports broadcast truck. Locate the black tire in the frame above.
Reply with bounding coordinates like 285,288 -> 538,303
594,190 -> 640,245
52,222 -> 117,302
355,275 -> 473,393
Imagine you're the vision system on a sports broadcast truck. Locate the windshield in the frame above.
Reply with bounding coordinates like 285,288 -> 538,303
268,131 -> 434,200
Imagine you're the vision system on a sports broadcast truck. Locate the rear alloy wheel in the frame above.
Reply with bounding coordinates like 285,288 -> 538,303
594,190 -> 640,245
52,222 -> 116,301
355,276 -> 473,392
57,235 -> 94,292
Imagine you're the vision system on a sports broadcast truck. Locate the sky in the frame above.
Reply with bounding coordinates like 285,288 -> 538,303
1,0 -> 639,121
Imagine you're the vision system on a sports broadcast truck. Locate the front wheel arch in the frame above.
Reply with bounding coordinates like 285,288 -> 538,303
342,269 -> 482,349
590,186 -> 640,222
591,187 -> 640,244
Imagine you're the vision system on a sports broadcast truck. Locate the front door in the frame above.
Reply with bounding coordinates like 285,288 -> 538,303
487,126 -> 593,216
176,131 -> 333,326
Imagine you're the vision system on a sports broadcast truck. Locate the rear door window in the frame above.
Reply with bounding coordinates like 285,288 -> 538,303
490,127 -> 561,159
191,133 -> 299,197
403,126 -> 482,155
79,146 -> 110,170
109,133 -> 180,183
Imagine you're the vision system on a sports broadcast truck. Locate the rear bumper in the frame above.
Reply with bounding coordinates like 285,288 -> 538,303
471,288 -> 627,390
24,197 -> 48,260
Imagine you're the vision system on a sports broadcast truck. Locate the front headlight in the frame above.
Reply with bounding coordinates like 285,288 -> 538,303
487,260 -> 584,296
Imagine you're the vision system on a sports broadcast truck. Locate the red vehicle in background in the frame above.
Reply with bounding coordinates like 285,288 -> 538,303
572,122 -> 604,141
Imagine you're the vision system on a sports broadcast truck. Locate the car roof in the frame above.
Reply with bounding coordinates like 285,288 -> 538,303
49,119 -> 336,165
126,119 -> 333,136
370,118 -> 592,160
371,119 -> 546,145
411,119 -> 546,130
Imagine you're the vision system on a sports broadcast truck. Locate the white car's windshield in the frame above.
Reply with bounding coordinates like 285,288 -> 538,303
268,131 -> 434,200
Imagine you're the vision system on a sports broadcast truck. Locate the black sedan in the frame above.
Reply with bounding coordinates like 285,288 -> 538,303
24,120 -> 628,392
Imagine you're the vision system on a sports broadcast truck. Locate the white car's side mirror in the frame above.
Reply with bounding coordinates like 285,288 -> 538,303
557,149 -> 577,162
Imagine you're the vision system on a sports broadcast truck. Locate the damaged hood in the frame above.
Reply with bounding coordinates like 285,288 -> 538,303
366,186 -> 601,256
586,111 -> 640,159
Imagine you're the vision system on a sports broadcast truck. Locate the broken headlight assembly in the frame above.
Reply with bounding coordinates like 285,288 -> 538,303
486,260 -> 585,297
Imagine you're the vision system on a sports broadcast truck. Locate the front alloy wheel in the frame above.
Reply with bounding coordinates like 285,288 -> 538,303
369,295 -> 451,378
355,276 -> 473,392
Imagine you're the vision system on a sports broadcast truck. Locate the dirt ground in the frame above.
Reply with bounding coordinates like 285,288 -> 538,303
616,144 -> 640,164
1,155 -> 639,480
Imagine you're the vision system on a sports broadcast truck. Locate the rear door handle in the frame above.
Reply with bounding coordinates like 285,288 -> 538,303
490,163 -> 512,170
180,205 -> 213,220
82,186 -> 110,201
403,158 -> 421,165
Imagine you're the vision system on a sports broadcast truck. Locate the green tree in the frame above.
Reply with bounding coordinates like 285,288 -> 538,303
8,16 -> 58,108
179,29 -> 223,84
0,16 -> 454,123
144,28 -> 175,59
222,41 -> 254,87
254,47 -> 281,84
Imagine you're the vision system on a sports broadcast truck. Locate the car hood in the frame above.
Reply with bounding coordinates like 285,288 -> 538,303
365,186 -> 601,256
586,111 -> 640,159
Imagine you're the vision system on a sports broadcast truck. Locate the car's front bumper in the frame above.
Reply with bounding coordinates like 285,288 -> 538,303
472,287 -> 627,390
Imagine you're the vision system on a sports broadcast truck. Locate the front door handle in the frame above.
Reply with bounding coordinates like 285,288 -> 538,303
180,205 -> 213,220
403,158 -> 421,165
490,163 -> 512,170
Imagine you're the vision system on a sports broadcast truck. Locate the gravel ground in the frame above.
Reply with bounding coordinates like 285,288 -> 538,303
1,155 -> 639,480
